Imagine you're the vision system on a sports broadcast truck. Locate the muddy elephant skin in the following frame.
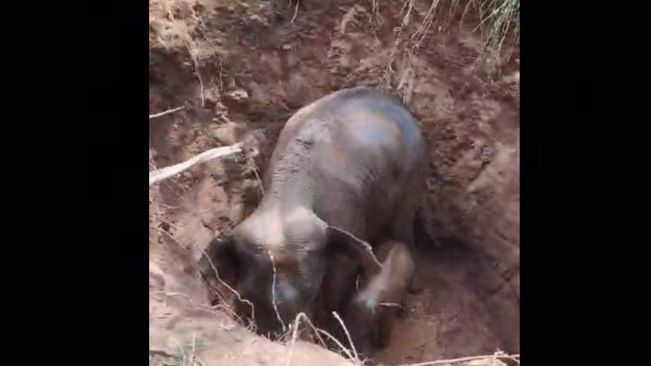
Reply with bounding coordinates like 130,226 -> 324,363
203,87 -> 426,335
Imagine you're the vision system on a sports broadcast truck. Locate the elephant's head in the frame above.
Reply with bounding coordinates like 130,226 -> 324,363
202,206 -> 382,336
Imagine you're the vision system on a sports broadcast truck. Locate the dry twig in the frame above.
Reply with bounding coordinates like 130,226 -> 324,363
149,106 -> 185,119
285,313 -> 304,366
188,51 -> 205,107
286,312 -> 358,363
200,249 -> 256,322
149,143 -> 243,186
332,311 -> 358,361
329,225 -> 382,269
291,0 -> 300,23
269,250 -> 288,333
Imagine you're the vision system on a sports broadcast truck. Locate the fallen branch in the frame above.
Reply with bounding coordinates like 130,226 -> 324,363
149,143 -> 243,186
149,106 -> 185,119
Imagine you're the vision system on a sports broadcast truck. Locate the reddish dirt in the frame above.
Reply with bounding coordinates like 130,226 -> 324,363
149,0 -> 519,364
371,241 -> 518,364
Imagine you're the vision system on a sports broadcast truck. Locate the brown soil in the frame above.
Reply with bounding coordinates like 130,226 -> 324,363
369,241 -> 518,364
149,0 -> 519,365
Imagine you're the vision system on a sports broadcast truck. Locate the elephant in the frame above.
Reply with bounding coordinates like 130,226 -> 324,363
201,87 -> 426,336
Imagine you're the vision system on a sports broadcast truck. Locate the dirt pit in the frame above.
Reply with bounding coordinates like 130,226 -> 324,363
149,0 -> 519,365
368,241 -> 518,364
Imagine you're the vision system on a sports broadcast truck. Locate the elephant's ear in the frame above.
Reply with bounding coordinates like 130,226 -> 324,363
198,231 -> 241,290
326,226 -> 383,274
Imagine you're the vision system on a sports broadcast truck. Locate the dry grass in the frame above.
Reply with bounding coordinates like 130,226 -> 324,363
380,0 -> 519,92
428,0 -> 520,71
278,310 -> 520,366
282,312 -> 365,365
467,0 -> 520,72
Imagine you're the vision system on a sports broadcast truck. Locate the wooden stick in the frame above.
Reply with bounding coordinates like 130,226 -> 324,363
149,143 -> 242,186
149,106 -> 185,119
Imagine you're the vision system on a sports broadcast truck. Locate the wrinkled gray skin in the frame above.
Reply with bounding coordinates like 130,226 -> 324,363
344,240 -> 415,355
205,87 -> 426,336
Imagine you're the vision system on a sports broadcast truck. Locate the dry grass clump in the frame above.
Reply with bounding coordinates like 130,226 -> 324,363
425,0 -> 520,70
465,0 -> 520,72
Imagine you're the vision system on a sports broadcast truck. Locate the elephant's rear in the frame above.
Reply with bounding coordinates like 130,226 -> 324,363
316,88 -> 426,242
265,87 -> 426,242
272,87 -> 424,174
